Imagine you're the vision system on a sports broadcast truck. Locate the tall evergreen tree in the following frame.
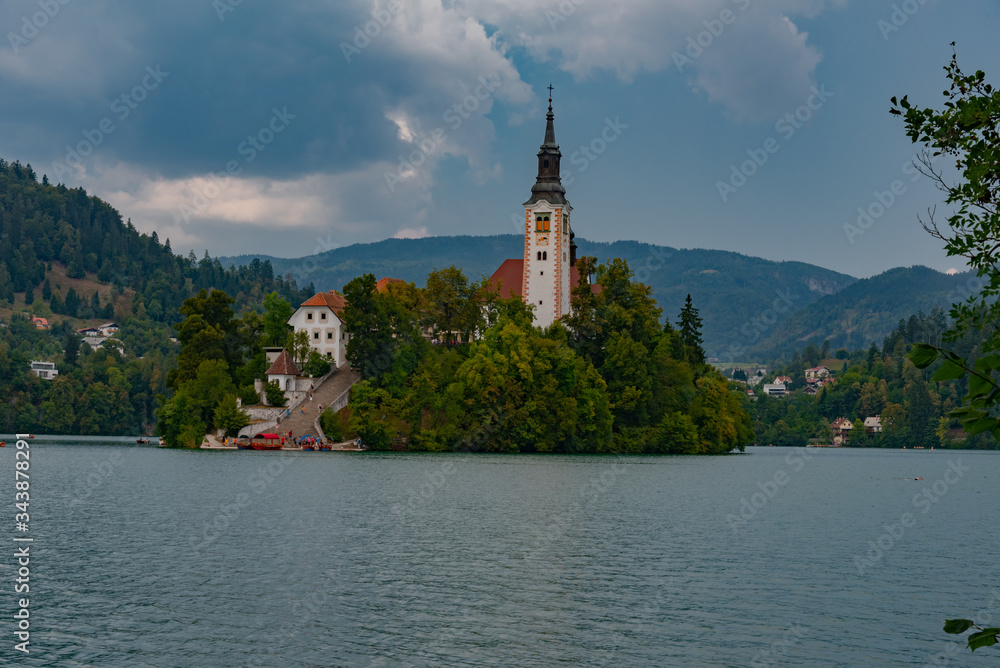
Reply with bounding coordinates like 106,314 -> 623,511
677,294 -> 705,364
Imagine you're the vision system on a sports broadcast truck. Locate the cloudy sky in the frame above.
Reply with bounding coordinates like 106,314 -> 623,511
1,0 -> 996,277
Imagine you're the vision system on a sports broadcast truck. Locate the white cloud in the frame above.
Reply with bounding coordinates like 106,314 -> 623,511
394,226 -> 429,239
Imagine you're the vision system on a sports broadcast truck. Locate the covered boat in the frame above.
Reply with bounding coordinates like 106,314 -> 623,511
251,433 -> 282,450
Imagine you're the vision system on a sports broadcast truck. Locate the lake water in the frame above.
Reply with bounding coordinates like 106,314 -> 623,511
2,443 -> 999,667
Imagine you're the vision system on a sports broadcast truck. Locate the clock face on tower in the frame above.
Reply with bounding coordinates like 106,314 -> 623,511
536,234 -> 549,246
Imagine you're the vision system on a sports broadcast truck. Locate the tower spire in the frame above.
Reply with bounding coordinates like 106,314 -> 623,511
525,86 -> 566,205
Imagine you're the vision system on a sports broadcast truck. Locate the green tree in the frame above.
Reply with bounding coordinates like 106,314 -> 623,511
262,291 -> 294,346
264,379 -> 286,406
342,274 -> 395,380
676,294 -> 705,364
214,393 -> 250,437
422,266 -> 484,343
349,380 -> 399,450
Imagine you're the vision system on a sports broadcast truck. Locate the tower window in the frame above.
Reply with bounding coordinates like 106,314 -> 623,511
543,251 -> 547,261
535,214 -> 550,232
537,251 -> 542,261
540,271 -> 544,276
544,159 -> 549,168
539,300 -> 543,305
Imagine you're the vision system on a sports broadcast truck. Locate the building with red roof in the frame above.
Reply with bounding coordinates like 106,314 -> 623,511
288,290 -> 349,368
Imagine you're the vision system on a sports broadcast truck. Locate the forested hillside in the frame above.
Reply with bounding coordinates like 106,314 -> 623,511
747,266 -> 978,361
0,158 -> 312,434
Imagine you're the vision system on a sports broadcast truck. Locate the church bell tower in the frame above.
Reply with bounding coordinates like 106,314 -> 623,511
522,87 -> 572,328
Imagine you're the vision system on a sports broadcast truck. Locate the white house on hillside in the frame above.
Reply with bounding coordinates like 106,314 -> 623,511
288,290 -> 349,368
30,361 -> 58,380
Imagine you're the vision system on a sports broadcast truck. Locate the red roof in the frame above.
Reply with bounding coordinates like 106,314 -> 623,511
265,349 -> 300,376
487,259 -> 601,299
375,277 -> 405,293
300,290 -> 347,315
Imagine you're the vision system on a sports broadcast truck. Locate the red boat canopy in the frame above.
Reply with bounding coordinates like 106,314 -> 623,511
255,433 -> 280,439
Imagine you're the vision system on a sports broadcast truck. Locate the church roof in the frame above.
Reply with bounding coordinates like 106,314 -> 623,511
265,349 -> 299,376
487,259 -> 600,299
300,290 -> 347,315
375,277 -> 406,293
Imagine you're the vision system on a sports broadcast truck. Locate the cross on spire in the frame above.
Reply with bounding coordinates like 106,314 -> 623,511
547,83 -> 555,97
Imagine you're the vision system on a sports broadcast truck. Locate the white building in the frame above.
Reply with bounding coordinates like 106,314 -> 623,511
864,416 -> 883,434
287,291 -> 348,368
30,361 -> 58,380
762,382 -> 786,397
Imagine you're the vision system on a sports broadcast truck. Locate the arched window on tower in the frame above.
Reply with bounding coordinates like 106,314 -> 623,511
543,251 -> 547,261
537,251 -> 542,261
535,214 -> 550,232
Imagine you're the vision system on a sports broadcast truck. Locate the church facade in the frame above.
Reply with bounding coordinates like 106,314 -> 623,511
490,93 -> 590,329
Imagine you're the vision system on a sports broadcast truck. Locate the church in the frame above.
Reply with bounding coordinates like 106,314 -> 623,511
489,91 -> 597,329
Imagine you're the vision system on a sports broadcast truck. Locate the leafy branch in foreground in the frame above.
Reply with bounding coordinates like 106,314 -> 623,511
895,46 -> 1000,653
944,619 -> 1000,652
908,343 -> 1000,440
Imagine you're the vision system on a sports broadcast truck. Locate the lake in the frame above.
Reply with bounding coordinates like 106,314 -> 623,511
2,443 -> 998,666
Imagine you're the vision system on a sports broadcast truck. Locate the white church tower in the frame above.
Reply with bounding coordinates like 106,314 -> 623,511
522,88 -> 576,329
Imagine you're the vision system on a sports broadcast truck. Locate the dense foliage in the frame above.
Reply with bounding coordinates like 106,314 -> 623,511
0,315 -> 169,434
344,259 -> 753,454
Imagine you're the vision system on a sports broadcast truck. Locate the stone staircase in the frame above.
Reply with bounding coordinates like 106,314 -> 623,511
275,368 -> 360,438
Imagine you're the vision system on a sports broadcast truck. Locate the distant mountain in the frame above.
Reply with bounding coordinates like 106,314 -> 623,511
221,235 -> 857,358
747,265 -> 977,360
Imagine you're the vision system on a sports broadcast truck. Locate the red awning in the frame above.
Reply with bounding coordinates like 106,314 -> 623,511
255,433 -> 280,439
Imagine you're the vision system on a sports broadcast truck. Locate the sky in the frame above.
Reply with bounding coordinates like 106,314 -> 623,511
1,0 -> 996,278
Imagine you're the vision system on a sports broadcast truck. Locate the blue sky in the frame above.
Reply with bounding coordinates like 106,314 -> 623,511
1,0 -> 996,277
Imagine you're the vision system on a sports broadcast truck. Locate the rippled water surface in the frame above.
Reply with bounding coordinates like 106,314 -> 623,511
2,444 -> 999,667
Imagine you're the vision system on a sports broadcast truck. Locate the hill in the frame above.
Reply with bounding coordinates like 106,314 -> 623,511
747,265 -> 976,360
222,235 -> 857,358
